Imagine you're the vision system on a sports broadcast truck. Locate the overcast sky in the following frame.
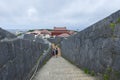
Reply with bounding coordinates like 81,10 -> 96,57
0,0 -> 120,30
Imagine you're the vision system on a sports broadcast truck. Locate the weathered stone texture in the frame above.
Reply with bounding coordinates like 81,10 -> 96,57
60,10 -> 120,80
47,37 -> 64,45
0,28 -> 16,40
23,34 -> 35,40
0,38 -> 51,80
24,34 -> 46,44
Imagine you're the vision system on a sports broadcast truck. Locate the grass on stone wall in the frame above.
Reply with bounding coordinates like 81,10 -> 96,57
103,74 -> 109,80
116,18 -> 120,24
83,68 -> 95,76
114,71 -> 120,79
62,56 -> 96,77
103,67 -> 112,80
102,67 -> 120,80
109,18 -> 120,32
84,68 -> 90,74
91,71 -> 95,76
110,23 -> 115,31
109,23 -> 116,38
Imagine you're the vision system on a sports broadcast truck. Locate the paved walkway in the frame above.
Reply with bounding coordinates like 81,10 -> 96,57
32,56 -> 97,80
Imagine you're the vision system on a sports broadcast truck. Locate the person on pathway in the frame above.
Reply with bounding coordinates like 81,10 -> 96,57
55,47 -> 58,57
51,48 -> 55,56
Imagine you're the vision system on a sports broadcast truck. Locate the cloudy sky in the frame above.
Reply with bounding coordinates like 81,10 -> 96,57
0,0 -> 120,30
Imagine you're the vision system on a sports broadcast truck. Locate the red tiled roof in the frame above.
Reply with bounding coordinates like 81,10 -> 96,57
41,29 -> 51,34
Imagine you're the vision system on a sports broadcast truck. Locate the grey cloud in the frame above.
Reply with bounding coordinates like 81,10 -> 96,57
0,0 -> 120,30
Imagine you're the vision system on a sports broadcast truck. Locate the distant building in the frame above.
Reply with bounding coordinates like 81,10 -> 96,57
69,30 -> 75,35
26,27 -> 75,38
27,30 -> 41,35
51,27 -> 69,36
40,29 -> 51,38
27,29 -> 51,39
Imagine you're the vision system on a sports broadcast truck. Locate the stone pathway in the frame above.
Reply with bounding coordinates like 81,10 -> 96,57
33,56 -> 97,80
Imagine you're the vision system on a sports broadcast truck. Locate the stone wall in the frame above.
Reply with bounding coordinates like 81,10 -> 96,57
48,37 -> 64,45
0,38 -> 51,80
60,10 -> 120,80
23,34 -> 46,44
0,28 -> 16,40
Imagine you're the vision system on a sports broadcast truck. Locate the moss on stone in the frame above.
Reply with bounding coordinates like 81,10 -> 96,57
90,71 -> 95,76
116,18 -> 120,24
103,74 -> 110,80
84,68 -> 90,74
110,23 -> 115,30
114,71 -> 120,78
106,67 -> 112,73
102,67 -> 112,80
